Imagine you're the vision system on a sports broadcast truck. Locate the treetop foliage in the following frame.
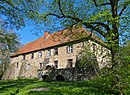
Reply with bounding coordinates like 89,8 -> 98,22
0,0 -> 43,29
1,0 -> 130,46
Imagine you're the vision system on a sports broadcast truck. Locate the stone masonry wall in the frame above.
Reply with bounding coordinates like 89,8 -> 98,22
3,39 -> 111,80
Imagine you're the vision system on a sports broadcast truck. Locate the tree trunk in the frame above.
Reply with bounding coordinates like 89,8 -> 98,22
109,0 -> 119,69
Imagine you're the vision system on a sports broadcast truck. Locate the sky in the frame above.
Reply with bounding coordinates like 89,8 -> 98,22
16,19 -> 64,45
16,25 -> 63,45
16,25 -> 43,45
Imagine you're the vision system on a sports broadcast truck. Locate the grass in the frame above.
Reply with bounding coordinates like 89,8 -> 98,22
0,79 -> 116,95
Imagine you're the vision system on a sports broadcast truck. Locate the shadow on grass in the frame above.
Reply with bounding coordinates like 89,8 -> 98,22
0,79 -> 39,94
0,79 -> 114,95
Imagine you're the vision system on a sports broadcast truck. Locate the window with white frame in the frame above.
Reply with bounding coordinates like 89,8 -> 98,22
16,56 -> 18,60
46,49 -> 51,57
38,51 -> 42,58
26,64 -> 30,70
67,45 -> 73,53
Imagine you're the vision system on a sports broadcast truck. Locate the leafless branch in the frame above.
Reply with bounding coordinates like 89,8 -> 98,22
89,22 -> 110,31
119,5 -> 127,16
43,13 -> 64,19
43,13 -> 107,37
83,22 -> 107,37
65,15 -> 82,22
57,0 -> 64,16
0,5 -> 7,11
100,3 -> 110,6
65,17 -> 107,37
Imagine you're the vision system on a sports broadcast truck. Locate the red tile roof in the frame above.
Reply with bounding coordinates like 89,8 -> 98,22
13,27 -> 103,56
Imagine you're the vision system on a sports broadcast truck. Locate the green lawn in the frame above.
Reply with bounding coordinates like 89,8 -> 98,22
0,79 -> 118,95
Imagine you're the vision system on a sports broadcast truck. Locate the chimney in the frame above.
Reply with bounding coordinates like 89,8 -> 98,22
44,31 -> 50,40
44,31 -> 49,37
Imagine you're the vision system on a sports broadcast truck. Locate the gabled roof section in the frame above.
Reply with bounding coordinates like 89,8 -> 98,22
12,26 -> 103,56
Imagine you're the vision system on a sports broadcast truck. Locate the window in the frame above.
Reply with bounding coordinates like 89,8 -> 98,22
54,48 -> 58,55
23,55 -> 26,60
16,62 -> 19,68
38,51 -> 42,58
26,64 -> 30,70
92,43 -> 96,51
16,56 -> 18,60
82,41 -> 85,48
46,49 -> 51,57
39,63 -> 43,69
101,47 -> 104,52
44,58 -> 49,64
54,60 -> 58,69
31,53 -> 34,59
67,59 -> 73,68
67,45 -> 73,53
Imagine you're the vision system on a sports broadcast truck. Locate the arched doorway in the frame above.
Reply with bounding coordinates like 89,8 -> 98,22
42,75 -> 48,80
56,75 -> 64,81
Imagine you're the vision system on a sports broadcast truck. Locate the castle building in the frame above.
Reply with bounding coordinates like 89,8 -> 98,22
2,27 -> 111,80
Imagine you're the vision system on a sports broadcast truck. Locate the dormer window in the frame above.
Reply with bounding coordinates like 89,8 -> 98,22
67,45 -> 73,53
38,51 -> 42,58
